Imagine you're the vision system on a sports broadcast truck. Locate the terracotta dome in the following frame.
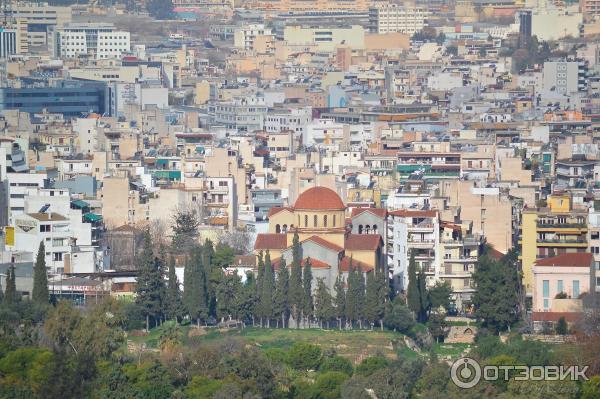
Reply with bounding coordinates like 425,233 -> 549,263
294,187 -> 345,210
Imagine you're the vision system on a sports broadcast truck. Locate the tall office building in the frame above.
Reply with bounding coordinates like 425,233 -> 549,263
53,23 -> 130,60
11,2 -> 71,50
368,4 -> 430,35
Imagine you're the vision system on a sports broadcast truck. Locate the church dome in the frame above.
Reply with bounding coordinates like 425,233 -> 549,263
294,187 -> 345,210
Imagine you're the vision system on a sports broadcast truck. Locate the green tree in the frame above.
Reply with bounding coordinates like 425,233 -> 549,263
355,356 -> 388,377
147,0 -> 175,19
427,313 -> 448,343
259,250 -> 275,327
171,209 -> 199,253
4,263 -> 17,304
384,297 -> 415,333
428,281 -> 452,312
345,259 -> 358,328
302,257 -> 313,327
164,255 -> 184,322
581,375 -> 600,399
238,272 -> 258,325
288,342 -> 322,370
333,274 -> 345,330
135,232 -> 164,331
320,355 -> 353,376
472,254 -> 520,332
184,245 -> 208,326
32,241 -> 49,304
312,371 -> 349,399
364,271 -> 379,329
216,272 -> 242,322
289,232 -> 303,328
416,266 -> 430,323
256,250 -> 264,307
355,266 -> 366,328
314,278 -> 335,328
273,257 -> 290,328
555,316 -> 568,335
407,252 -> 420,317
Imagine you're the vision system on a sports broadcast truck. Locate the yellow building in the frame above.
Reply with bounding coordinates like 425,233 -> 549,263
520,194 -> 588,297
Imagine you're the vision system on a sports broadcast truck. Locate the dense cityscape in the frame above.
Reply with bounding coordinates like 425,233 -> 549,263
0,0 -> 600,397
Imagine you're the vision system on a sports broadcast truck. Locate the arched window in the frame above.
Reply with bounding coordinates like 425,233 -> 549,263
373,224 -> 378,234
333,214 -> 336,226
282,224 -> 288,233
324,215 -> 328,227
365,225 -> 371,234
275,224 -> 281,234
304,215 -> 308,227
290,224 -> 294,229
314,215 -> 318,227
358,224 -> 363,234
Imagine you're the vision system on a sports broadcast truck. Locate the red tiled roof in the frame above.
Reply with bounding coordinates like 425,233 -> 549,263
345,234 -> 382,251
532,311 -> 582,323
339,256 -> 374,272
534,253 -> 593,267
268,207 -> 293,217
487,247 -> 504,261
388,209 -> 438,218
351,208 -> 387,218
303,235 -> 344,253
254,234 -> 288,250
294,186 -> 345,210
232,255 -> 256,267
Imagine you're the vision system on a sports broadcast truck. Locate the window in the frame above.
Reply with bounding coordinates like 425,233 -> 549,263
314,215 -> 318,227
53,252 -> 63,261
543,299 -> 549,310
557,280 -> 564,293
304,215 -> 308,227
573,280 -> 580,298
543,280 -> 550,298
276,224 -> 281,234
324,215 -> 328,227
333,215 -> 336,226
40,224 -> 51,233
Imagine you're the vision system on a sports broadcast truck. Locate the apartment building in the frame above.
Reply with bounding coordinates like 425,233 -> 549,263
387,209 -> 440,293
233,24 -> 272,50
54,23 -> 130,60
542,60 -> 588,95
12,2 -> 71,49
520,194 -> 589,297
368,4 -> 430,35
212,96 -> 267,133
283,25 -> 365,53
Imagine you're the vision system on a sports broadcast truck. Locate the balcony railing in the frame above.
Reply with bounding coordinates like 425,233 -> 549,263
536,238 -> 587,244
537,222 -> 586,228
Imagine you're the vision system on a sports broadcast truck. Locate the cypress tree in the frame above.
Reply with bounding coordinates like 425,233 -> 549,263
289,232 -> 303,328
407,252 -> 420,316
0,271 -> 3,303
135,231 -> 164,330
376,268 -> 389,330
356,265 -> 366,329
273,257 -> 290,328
314,278 -> 334,328
164,255 -> 184,322
333,274 -> 345,330
4,263 -> 16,304
185,245 -> 208,326
364,271 -> 379,329
345,258 -> 356,328
417,266 -> 430,323
32,241 -> 49,304
256,251 -> 264,300
260,250 -> 275,327
203,239 -> 218,318
302,257 -> 313,327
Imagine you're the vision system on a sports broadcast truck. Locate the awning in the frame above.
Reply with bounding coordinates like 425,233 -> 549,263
156,159 -> 169,165
71,199 -> 90,209
83,213 -> 102,223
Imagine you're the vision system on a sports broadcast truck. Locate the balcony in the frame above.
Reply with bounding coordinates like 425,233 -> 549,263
408,221 -> 435,232
537,222 -> 587,229
407,239 -> 435,248
536,238 -> 587,246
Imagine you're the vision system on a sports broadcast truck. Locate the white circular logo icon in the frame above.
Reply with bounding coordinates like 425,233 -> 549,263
450,357 -> 482,389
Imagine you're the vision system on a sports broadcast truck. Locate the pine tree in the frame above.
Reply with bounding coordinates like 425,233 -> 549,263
260,250 -> 275,327
135,232 -> 164,331
289,232 -> 303,328
32,241 -> 49,304
314,278 -> 334,328
164,255 -> 184,322
407,252 -> 420,316
184,245 -> 208,326
4,263 -> 16,304
333,274 -> 346,330
273,257 -> 290,328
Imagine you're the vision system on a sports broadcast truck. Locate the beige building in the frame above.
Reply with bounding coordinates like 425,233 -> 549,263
283,25 -> 365,53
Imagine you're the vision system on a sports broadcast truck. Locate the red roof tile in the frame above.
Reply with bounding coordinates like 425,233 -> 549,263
388,209 -> 438,218
295,186 -> 345,210
303,235 -> 344,253
345,234 -> 382,251
351,208 -> 387,218
254,234 -> 288,250
532,312 -> 582,323
534,253 -> 593,267
268,207 -> 293,217
272,257 -> 331,270
487,247 -> 504,261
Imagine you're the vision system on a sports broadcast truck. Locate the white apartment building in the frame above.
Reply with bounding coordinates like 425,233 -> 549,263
542,60 -> 588,95
387,209 -> 441,294
264,107 -> 312,136
233,24 -> 272,50
213,96 -> 267,133
7,172 -> 49,222
54,23 -> 130,60
368,4 -> 430,35
304,118 -> 347,148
